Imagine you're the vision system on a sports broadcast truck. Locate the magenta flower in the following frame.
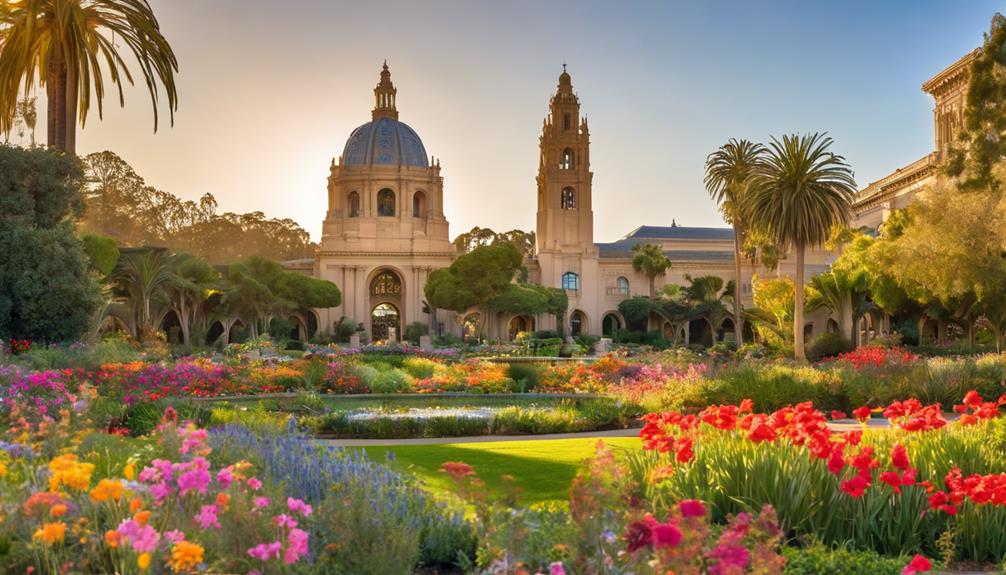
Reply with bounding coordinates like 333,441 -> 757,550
287,497 -> 312,517
216,468 -> 234,489
248,541 -> 282,561
273,514 -> 298,529
254,496 -> 271,510
150,482 -> 173,503
679,499 -> 707,518
708,544 -> 751,574
117,519 -> 161,553
283,528 -> 309,565
652,522 -> 682,548
163,529 -> 186,544
247,477 -> 262,491
194,504 -> 221,529
550,562 -> 566,575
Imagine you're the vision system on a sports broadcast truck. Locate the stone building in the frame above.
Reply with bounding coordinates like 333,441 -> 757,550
300,52 -> 973,344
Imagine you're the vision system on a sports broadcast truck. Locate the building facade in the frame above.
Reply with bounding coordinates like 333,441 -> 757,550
303,53 -> 972,344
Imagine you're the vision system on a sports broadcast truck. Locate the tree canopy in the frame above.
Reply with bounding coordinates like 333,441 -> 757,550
425,244 -> 524,314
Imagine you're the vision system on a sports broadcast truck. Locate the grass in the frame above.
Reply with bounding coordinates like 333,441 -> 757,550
360,436 -> 641,506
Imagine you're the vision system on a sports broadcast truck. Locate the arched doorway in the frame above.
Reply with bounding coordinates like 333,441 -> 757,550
570,310 -> 587,337
99,314 -> 129,336
160,310 -> 182,344
602,313 -> 621,337
688,318 -> 713,347
370,269 -> 404,340
507,315 -> 533,340
371,303 -> 400,341
663,321 -> 674,340
719,318 -> 735,343
827,318 -> 840,334
229,320 -> 248,344
206,321 -> 225,346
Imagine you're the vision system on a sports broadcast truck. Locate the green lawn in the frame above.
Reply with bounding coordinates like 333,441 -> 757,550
360,436 -> 641,506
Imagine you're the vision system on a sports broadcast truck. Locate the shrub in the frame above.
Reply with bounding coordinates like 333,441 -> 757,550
351,365 -> 380,389
369,368 -> 414,393
285,339 -> 306,351
690,364 -> 836,412
404,321 -> 429,344
401,356 -> 438,379
807,333 -> 852,361
506,362 -> 543,391
781,543 -> 918,574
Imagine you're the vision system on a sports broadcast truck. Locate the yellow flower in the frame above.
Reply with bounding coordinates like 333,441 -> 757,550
48,454 -> 94,492
89,478 -> 126,502
137,552 -> 152,570
0,461 -> 7,478
33,522 -> 66,545
123,462 -> 136,481
169,540 -> 204,573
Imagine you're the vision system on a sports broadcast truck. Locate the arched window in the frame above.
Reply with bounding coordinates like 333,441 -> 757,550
347,191 -> 360,218
561,187 -> 576,209
377,188 -> 395,217
560,148 -> 574,170
412,191 -> 426,218
562,272 -> 579,292
617,276 -> 629,296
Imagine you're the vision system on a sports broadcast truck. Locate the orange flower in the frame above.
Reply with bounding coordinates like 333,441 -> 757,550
105,529 -> 122,548
215,493 -> 230,509
137,553 -> 152,570
129,497 -> 144,514
89,478 -> 126,502
169,540 -> 205,573
49,504 -> 68,518
134,510 -> 152,525
33,522 -> 66,545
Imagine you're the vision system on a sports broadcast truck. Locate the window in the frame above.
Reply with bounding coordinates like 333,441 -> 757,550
563,113 -> 571,130
560,148 -> 574,170
371,271 -> 402,297
561,187 -> 576,209
347,191 -> 360,218
412,191 -> 426,218
377,188 -> 395,217
617,276 -> 629,296
562,272 -> 579,292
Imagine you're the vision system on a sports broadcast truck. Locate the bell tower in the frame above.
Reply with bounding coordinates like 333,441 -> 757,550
535,65 -> 595,255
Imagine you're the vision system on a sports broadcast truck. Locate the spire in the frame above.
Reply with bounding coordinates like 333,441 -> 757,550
373,61 -> 399,120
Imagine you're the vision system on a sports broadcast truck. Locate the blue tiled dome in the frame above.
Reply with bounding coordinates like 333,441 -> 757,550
341,117 -> 429,168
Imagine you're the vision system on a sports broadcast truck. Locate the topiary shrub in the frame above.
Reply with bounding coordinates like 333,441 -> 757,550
807,332 -> 852,361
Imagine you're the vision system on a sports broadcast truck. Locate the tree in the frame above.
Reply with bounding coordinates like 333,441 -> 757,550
746,133 -> 857,360
806,268 -> 871,348
112,248 -> 174,339
946,13 -> 1006,192
631,243 -> 671,298
0,0 -> 178,154
684,275 -> 735,342
746,276 -> 795,349
425,244 -> 524,336
163,253 -> 219,347
0,145 -> 98,341
452,226 -> 536,258
704,138 -> 765,346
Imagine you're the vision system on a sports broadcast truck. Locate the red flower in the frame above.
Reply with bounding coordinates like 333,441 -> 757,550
624,514 -> 659,552
891,444 -> 910,470
830,410 -> 847,420
675,436 -> 695,464
852,406 -> 872,422
652,522 -> 682,548
747,422 -> 777,443
827,447 -> 845,476
840,473 -> 871,497
902,554 -> 931,575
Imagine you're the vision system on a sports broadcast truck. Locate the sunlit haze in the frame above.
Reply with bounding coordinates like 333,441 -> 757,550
62,0 -> 1000,242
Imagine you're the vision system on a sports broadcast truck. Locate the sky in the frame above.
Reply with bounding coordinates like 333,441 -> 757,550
53,0 -> 1004,243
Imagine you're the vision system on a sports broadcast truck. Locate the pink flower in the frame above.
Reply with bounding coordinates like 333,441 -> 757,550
283,528 -> 309,564
177,458 -> 211,496
273,514 -> 298,529
194,504 -> 221,529
216,468 -> 234,489
679,499 -> 706,518
708,544 -> 750,574
248,541 -> 282,561
287,497 -> 312,517
150,482 -> 173,503
254,497 -> 271,510
116,519 -> 161,553
247,477 -> 262,491
549,562 -> 566,575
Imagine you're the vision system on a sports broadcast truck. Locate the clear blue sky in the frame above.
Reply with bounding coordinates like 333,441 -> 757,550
66,0 -> 1000,242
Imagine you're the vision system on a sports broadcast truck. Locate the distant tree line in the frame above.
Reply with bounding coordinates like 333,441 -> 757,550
80,151 -> 317,264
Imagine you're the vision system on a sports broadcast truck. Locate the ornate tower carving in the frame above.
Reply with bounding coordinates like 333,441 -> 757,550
535,66 -> 595,254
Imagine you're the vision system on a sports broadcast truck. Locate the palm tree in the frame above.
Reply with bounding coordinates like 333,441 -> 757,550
684,274 -> 735,343
164,253 -> 220,347
806,268 -> 871,348
745,133 -> 857,360
704,138 -> 765,346
632,243 -> 671,298
112,249 -> 174,339
0,0 -> 178,154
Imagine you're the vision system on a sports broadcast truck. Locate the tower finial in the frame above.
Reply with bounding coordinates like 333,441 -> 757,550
563,62 -> 567,73
373,60 -> 398,120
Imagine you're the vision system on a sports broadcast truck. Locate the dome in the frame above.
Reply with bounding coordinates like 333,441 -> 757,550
341,117 -> 429,168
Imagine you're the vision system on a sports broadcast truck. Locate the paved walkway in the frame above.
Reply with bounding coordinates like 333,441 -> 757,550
323,418 -> 905,447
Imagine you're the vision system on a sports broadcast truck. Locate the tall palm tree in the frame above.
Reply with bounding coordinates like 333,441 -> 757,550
0,0 -> 178,154
806,268 -> 871,348
745,133 -> 857,360
704,138 -> 766,346
632,243 -> 671,298
112,248 -> 174,338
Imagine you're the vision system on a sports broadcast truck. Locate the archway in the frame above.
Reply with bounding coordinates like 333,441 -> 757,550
463,313 -> 481,341
412,191 -> 426,218
602,313 -> 622,337
663,321 -> 674,340
229,320 -> 248,344
570,310 -> 587,337
827,318 -> 840,334
306,312 -> 319,340
719,318 -> 735,343
371,303 -> 399,341
206,321 -> 225,346
507,315 -> 533,340
159,310 -> 182,345
99,314 -> 129,336
688,318 -> 713,347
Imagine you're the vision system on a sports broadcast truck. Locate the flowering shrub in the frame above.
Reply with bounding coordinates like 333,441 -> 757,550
9,338 -> 32,354
0,366 -> 83,420
832,346 -> 920,369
